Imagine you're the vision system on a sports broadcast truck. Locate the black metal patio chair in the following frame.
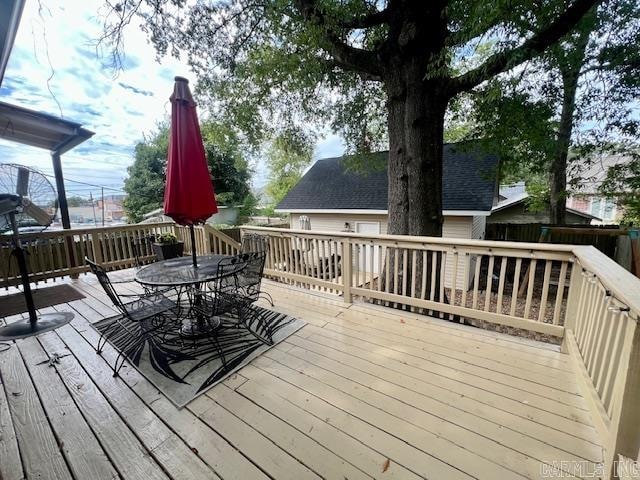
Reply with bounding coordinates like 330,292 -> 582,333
239,233 -> 274,306
86,257 -> 178,377
109,236 -> 151,284
241,233 -> 268,254
211,252 -> 276,346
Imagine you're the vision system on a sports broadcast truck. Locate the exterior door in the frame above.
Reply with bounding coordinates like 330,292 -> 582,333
355,222 -> 381,274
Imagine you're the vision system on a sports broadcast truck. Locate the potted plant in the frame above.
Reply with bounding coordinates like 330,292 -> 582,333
151,232 -> 184,260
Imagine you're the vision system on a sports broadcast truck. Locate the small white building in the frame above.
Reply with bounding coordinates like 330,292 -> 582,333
275,143 -> 499,287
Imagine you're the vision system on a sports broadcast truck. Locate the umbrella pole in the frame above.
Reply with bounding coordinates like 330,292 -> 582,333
189,224 -> 198,268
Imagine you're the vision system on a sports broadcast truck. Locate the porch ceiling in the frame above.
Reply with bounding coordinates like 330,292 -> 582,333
0,101 -> 94,154
0,0 -> 24,87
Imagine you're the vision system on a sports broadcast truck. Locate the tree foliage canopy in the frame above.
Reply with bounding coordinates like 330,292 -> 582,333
104,0 -> 600,150
123,123 -> 253,223
456,0 -> 639,219
105,0 -> 601,235
265,127 -> 313,209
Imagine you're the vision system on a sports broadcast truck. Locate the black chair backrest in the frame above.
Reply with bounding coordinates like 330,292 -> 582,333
131,235 -> 154,268
85,257 -> 127,314
214,254 -> 249,294
235,251 -> 267,302
241,234 -> 269,254
131,239 -> 142,268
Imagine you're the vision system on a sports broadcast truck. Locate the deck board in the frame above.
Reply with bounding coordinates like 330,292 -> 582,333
0,341 -> 72,480
0,356 -> 23,480
18,336 -> 119,480
0,270 -> 605,479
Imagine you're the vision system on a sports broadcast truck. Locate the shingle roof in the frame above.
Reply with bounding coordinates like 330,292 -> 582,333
276,143 -> 499,213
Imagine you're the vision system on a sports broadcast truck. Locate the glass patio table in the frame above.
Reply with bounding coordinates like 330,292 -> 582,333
135,254 -> 237,335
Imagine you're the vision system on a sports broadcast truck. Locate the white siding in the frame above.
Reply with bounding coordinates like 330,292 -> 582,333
442,216 -> 472,239
442,216 -> 474,289
289,213 -> 389,234
289,212 -> 474,290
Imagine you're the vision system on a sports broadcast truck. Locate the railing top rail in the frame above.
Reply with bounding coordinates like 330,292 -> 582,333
201,224 -> 241,249
0,222 -> 175,241
573,245 -> 640,318
240,225 -> 577,254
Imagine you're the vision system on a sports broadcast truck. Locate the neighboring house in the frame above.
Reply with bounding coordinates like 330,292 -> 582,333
567,155 -> 630,225
493,154 -> 630,226
276,143 -> 498,239
275,143 -> 499,288
97,194 -> 126,221
141,205 -> 240,225
490,184 -> 598,224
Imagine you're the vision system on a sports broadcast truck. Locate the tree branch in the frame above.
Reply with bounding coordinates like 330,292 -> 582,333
447,0 -> 602,94
339,7 -> 391,29
294,0 -> 382,78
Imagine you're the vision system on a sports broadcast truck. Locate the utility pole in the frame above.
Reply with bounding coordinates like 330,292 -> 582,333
101,187 -> 105,227
90,192 -> 97,226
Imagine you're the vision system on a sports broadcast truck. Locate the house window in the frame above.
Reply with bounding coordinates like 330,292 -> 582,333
570,196 -> 590,212
590,198 -> 602,217
299,216 -> 311,230
603,199 -> 616,220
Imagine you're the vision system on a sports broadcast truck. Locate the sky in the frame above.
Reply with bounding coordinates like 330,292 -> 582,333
0,0 -> 345,201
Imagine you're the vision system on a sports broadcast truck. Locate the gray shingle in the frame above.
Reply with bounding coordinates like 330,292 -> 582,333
276,143 -> 499,212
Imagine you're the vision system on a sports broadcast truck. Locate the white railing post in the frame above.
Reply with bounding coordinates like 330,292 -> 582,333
562,260 -> 583,354
203,226 -> 212,253
608,320 -> 640,475
342,238 -> 352,303
90,231 -> 103,264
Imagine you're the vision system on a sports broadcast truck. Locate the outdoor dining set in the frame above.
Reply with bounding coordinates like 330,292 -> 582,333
80,78 -> 283,383
85,233 -> 275,377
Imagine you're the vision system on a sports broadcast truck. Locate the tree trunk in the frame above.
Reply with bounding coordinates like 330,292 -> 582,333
549,24 -> 591,225
549,70 -> 579,225
386,66 -> 447,237
386,76 -> 409,236
383,67 -> 449,312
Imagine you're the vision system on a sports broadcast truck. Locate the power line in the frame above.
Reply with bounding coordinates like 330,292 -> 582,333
39,172 -> 125,192
65,186 -> 126,191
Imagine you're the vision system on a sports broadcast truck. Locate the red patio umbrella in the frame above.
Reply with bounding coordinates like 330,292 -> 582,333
164,76 -> 218,268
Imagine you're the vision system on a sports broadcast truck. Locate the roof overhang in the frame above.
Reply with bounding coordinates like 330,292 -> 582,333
274,208 -> 490,217
0,0 -> 24,87
567,207 -> 601,221
491,193 -> 601,221
0,101 -> 94,154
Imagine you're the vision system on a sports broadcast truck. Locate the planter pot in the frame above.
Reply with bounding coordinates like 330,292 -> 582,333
152,241 -> 184,260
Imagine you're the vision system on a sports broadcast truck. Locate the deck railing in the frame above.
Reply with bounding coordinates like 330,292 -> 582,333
564,246 -> 640,475
242,226 -> 640,473
241,226 -> 575,337
0,222 -> 239,288
174,224 -> 240,256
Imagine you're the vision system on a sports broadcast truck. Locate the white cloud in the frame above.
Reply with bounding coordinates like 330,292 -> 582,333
0,0 -> 188,198
0,0 -> 348,198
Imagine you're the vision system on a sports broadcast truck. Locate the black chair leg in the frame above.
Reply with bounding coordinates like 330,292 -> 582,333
96,319 -> 120,354
259,291 -> 275,307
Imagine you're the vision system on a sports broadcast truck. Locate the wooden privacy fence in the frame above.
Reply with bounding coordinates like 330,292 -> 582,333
488,224 -> 640,278
0,222 -> 240,288
242,226 -> 640,472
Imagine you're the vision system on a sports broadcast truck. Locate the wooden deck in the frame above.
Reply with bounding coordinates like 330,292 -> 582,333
0,270 -> 605,480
